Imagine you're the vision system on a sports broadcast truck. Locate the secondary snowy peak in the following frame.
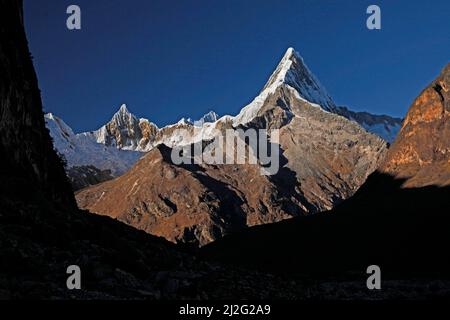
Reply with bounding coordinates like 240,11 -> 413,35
193,111 -> 219,127
96,104 -> 144,149
111,104 -> 136,127
233,47 -> 337,126
173,111 -> 220,127
202,110 -> 219,121
177,117 -> 192,126
45,113 -> 75,141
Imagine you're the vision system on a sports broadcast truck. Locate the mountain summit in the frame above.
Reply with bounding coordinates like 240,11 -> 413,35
233,48 -> 402,142
93,103 -> 153,150
263,47 -> 336,111
233,48 -> 336,126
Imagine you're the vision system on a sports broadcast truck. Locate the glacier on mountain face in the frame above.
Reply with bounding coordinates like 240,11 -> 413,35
45,113 -> 142,176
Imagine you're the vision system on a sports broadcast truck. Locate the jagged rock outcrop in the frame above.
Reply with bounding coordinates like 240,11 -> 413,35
90,105 -> 221,152
380,63 -> 450,187
93,104 -> 159,151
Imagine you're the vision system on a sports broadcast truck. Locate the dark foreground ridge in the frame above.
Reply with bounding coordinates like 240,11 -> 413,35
202,171 -> 450,278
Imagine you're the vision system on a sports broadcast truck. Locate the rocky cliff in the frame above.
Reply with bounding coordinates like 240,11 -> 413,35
0,0 -> 75,208
380,63 -> 450,187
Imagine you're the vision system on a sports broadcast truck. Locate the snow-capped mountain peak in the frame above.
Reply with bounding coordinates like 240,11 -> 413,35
173,111 -> 220,127
201,110 -> 219,121
263,47 -> 336,112
233,47 -> 337,126
110,104 -> 138,128
193,111 -> 219,127
177,117 -> 192,125
45,113 -> 75,138
262,47 -> 298,90
118,103 -> 129,114
92,104 -> 145,150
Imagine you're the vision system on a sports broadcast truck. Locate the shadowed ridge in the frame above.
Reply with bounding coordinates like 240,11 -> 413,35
201,171 -> 450,278
0,0 -> 75,208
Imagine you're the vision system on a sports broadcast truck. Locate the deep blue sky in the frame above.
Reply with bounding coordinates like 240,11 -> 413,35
24,0 -> 449,133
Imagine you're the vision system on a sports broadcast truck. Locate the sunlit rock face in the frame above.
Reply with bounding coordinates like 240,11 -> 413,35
380,63 -> 450,188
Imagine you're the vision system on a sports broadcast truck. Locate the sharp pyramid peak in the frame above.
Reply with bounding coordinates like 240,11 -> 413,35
111,103 -> 136,120
233,48 -> 337,126
263,47 -> 310,89
262,47 -> 336,112
108,103 -> 140,130
203,110 -> 218,116
282,47 -> 302,61
117,103 -> 131,115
